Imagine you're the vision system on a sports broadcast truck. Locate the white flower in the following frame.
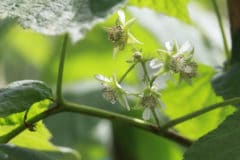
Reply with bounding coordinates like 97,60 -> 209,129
140,86 -> 165,120
102,87 -> 117,104
149,58 -> 164,69
177,41 -> 193,55
106,10 -> 142,57
150,41 -> 197,84
165,41 -> 174,52
184,65 -> 193,73
142,106 -> 163,121
117,10 -> 126,26
95,74 -> 111,83
142,107 -> 151,120
117,10 -> 136,29
95,74 -> 130,110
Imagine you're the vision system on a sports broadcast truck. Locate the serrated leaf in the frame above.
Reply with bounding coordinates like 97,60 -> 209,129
212,63 -> 240,107
0,144 -> 80,160
162,65 -> 235,139
184,111 -> 240,160
0,80 -> 52,117
128,0 -> 190,23
0,0 -> 125,42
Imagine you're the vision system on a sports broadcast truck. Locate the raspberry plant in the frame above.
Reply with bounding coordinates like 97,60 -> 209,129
0,0 -> 240,160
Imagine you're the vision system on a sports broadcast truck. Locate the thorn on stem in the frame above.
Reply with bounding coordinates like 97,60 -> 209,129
23,109 -> 36,132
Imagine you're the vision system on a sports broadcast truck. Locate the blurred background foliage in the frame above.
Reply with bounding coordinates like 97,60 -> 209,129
0,0 -> 235,159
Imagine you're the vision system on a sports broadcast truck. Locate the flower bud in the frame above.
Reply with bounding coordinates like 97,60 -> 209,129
133,49 -> 142,61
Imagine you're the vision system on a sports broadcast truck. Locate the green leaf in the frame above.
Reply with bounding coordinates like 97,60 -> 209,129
0,101 -> 80,159
0,100 -> 52,145
112,111 -> 183,160
0,0 -> 125,42
0,144 -> 79,160
184,111 -> 240,160
0,80 -> 52,117
212,63 -> 240,107
0,101 -> 52,138
128,0 -> 190,23
162,65 -> 235,139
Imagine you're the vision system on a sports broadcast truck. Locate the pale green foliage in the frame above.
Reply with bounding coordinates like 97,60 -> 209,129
162,65 -> 235,139
0,101 -> 80,159
0,0 -> 125,42
128,0 -> 190,22
0,100 -> 51,137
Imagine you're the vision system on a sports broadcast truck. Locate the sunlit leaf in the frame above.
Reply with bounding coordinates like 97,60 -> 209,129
128,0 -> 190,22
162,65 -> 235,139
0,100 -> 80,159
112,111 -> 183,160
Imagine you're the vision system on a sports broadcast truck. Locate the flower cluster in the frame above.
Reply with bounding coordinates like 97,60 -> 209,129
96,10 -> 198,125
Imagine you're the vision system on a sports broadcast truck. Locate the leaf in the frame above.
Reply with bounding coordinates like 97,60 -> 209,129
0,100 -> 50,137
162,65 -> 235,139
0,80 -> 52,117
0,144 -> 79,160
184,111 -> 240,160
0,0 -> 126,42
128,0 -> 190,23
112,111 -> 183,160
212,63 -> 240,107
0,101 -> 80,160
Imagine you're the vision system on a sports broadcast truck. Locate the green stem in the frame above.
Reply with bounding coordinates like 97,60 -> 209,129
150,69 -> 165,86
119,62 -> 137,83
150,108 -> 161,127
0,101 -> 192,147
56,34 -> 68,103
162,97 -> 240,129
63,101 -> 192,147
212,0 -> 231,63
140,61 -> 151,84
0,106 -> 64,143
